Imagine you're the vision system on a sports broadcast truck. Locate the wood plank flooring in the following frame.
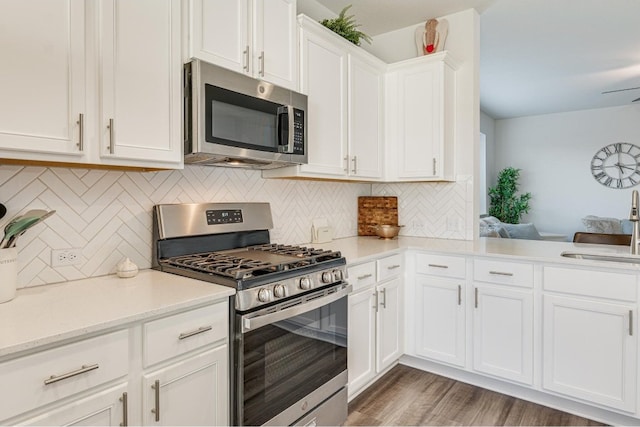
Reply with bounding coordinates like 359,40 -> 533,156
346,365 -> 605,426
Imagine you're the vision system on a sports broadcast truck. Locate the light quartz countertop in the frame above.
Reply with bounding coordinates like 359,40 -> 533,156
310,236 -> 640,270
0,270 -> 234,359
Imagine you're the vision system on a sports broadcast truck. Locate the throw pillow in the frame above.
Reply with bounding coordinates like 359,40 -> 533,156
581,215 -> 622,234
501,223 -> 542,240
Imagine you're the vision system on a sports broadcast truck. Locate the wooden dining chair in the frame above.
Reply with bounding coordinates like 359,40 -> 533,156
572,232 -> 632,246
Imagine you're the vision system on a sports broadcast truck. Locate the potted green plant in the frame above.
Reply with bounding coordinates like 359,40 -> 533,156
320,5 -> 372,46
488,167 -> 532,224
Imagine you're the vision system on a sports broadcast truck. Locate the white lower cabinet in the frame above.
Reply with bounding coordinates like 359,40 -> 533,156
348,255 -> 403,398
543,294 -> 636,412
414,276 -> 465,366
0,301 -> 229,426
472,285 -> 533,385
18,384 -> 128,426
143,346 -> 228,426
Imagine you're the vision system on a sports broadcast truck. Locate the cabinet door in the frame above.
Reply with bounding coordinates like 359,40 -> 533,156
388,58 -> 454,181
189,0 -> 249,74
18,384 -> 128,426
0,0 -> 86,160
252,0 -> 297,89
473,285 -> 533,385
415,276 -> 465,367
376,278 -> 402,372
100,0 -> 182,166
143,346 -> 229,426
348,54 -> 383,179
348,289 -> 376,397
543,295 -> 637,412
299,26 -> 348,177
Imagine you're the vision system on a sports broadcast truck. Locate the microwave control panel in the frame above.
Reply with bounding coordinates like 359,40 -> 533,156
292,109 -> 304,155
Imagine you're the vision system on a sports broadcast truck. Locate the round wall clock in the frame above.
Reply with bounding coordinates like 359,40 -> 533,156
591,142 -> 640,189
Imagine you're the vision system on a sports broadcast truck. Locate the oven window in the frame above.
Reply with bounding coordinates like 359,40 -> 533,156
205,84 -> 278,152
239,296 -> 347,426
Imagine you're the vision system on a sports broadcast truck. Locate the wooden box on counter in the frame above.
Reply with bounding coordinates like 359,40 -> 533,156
358,196 -> 398,236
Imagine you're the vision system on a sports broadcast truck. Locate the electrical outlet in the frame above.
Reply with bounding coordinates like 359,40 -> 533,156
51,248 -> 82,267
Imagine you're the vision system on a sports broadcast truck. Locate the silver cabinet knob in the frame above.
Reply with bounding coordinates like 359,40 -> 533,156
257,288 -> 270,302
299,277 -> 311,290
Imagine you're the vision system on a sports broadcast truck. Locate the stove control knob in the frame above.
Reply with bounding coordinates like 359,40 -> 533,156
332,269 -> 343,281
257,288 -> 270,303
273,284 -> 286,298
321,271 -> 333,283
299,277 -> 312,290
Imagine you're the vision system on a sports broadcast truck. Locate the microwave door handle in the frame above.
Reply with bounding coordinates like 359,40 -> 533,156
241,284 -> 352,333
277,105 -> 295,153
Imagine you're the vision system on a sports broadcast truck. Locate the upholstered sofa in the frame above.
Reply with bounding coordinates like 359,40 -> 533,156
479,216 -> 542,240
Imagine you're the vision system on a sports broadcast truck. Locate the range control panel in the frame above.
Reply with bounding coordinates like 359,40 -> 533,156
206,209 -> 243,225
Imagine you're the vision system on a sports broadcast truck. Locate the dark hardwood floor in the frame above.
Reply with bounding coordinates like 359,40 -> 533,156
346,365 -> 605,426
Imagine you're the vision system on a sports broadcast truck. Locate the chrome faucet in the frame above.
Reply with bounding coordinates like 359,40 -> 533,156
630,190 -> 640,254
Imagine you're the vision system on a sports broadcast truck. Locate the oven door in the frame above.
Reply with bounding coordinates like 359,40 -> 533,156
235,283 -> 350,426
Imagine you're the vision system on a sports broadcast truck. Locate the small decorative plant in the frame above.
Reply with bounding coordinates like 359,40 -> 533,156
320,5 -> 372,46
488,167 -> 532,224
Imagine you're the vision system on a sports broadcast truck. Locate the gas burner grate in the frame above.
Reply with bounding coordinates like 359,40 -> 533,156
162,244 -> 342,281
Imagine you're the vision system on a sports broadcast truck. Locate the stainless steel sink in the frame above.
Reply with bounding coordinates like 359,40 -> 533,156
560,251 -> 640,265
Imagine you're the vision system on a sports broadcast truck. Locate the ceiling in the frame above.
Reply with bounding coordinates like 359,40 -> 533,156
313,0 -> 640,119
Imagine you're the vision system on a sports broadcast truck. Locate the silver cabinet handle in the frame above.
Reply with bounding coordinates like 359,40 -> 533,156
120,392 -> 128,427
432,158 -> 437,175
108,118 -> 115,154
151,380 -> 160,422
258,51 -> 265,76
458,285 -> 462,306
76,113 -> 84,151
387,264 -> 401,270
44,363 -> 99,385
357,273 -> 373,280
243,46 -> 250,72
343,156 -> 349,172
428,264 -> 449,269
352,156 -> 357,174
489,270 -> 514,277
474,288 -> 479,308
373,291 -> 378,312
178,325 -> 212,340
380,288 -> 386,309
630,310 -> 634,336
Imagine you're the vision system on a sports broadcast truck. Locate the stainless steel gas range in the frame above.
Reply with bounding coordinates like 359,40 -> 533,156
152,202 -> 349,426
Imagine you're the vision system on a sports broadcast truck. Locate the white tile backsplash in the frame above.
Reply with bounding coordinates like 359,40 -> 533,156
0,165 -> 370,288
0,164 -> 473,289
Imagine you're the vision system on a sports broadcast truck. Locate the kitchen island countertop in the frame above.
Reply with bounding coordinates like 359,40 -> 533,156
311,236 -> 640,269
0,270 -> 234,359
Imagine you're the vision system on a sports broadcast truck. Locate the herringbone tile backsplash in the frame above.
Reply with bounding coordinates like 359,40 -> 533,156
0,165 -> 471,288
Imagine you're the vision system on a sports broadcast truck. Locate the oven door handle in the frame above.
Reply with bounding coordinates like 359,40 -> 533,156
241,284 -> 352,333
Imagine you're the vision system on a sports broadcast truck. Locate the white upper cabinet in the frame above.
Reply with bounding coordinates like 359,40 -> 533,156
189,0 -> 297,90
0,0 -> 87,161
348,53 -> 383,180
0,0 -> 183,169
263,15 -> 384,181
99,0 -> 183,167
385,52 -> 457,181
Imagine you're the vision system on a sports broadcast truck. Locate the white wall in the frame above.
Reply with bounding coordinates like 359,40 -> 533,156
495,104 -> 640,237
480,111 -> 496,213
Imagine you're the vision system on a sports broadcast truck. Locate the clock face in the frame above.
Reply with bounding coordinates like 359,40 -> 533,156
591,142 -> 640,189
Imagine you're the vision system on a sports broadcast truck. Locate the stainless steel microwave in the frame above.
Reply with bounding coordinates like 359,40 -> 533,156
183,59 -> 307,169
